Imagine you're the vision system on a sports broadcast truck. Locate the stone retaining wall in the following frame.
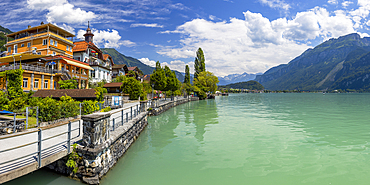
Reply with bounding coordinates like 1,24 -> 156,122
150,97 -> 199,116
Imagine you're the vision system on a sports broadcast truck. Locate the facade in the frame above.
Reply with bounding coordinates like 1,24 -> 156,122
4,22 -> 75,58
127,66 -> 144,82
112,64 -> 128,79
73,25 -> 113,84
0,23 -> 92,92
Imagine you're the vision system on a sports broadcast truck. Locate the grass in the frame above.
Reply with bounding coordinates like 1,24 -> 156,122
3,115 -> 38,128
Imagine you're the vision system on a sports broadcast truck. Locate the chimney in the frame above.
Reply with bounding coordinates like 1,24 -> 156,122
41,22 -> 44,25
28,25 -> 31,29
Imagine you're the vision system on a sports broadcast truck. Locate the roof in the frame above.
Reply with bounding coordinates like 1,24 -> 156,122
7,23 -> 75,38
127,66 -> 143,75
0,53 -> 47,64
73,41 -> 101,53
103,54 -> 110,61
43,55 -> 94,70
143,74 -> 150,82
73,41 -> 88,52
112,64 -> 127,69
32,89 -> 97,99
103,82 -> 123,88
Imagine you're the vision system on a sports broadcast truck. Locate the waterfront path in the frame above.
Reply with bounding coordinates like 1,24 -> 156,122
0,101 -> 140,184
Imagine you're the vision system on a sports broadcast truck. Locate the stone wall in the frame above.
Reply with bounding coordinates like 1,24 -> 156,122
47,103 -> 147,185
150,97 -> 199,116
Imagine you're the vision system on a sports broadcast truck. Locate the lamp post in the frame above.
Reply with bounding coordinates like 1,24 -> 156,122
12,54 -> 15,69
151,83 -> 155,100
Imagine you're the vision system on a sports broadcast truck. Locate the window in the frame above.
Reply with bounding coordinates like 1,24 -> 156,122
50,39 -> 54,46
7,47 -> 11,53
43,39 -> 47,45
21,43 -> 24,47
74,57 -> 80,61
44,80 -> 48,89
55,40 -> 58,47
90,70 -> 95,78
70,47 -> 72,52
53,51 -> 56,55
34,79 -> 39,89
13,45 -> 18,53
23,78 -> 28,88
27,42 -> 31,48
66,45 -> 69,51
37,52 -> 41,55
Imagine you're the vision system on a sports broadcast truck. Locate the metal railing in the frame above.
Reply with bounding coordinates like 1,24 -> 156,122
0,120 -> 81,175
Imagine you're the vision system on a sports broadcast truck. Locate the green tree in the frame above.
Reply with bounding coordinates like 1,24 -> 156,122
193,71 -> 219,94
164,66 -> 180,100
121,76 -> 143,100
58,78 -> 78,89
6,68 -> 24,100
184,65 -> 190,84
95,87 -> 107,102
150,61 -> 167,91
194,48 -> 205,79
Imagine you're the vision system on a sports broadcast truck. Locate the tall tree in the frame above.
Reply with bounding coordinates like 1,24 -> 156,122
194,48 -> 205,79
163,66 -> 180,100
193,71 -> 219,94
184,65 -> 190,84
150,61 -> 167,91
120,76 -> 143,100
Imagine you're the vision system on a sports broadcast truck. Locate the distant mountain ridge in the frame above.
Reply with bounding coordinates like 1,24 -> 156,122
101,48 -> 184,82
255,33 -> 370,91
0,25 -> 12,52
218,72 -> 261,85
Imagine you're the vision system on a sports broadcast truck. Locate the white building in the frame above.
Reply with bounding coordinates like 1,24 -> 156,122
73,24 -> 113,83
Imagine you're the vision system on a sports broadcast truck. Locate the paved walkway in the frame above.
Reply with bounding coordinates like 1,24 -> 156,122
0,101 -> 140,184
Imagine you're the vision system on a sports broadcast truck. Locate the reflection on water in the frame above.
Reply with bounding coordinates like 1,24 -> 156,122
6,93 -> 370,185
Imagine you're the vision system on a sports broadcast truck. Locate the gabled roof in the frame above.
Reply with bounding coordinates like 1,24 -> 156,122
73,41 -> 101,53
32,89 -> 97,99
112,64 -> 127,69
103,82 -> 123,88
127,66 -> 143,75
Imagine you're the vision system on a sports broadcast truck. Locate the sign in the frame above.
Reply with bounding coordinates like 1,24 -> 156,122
112,96 -> 122,106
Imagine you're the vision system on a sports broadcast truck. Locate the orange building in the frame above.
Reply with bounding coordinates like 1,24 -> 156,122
4,22 -> 75,58
0,23 -> 92,91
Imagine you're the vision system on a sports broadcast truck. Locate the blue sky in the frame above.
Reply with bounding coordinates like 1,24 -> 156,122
1,0 -> 370,76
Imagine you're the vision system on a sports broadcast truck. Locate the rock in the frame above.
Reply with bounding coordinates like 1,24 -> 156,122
82,175 -> 99,185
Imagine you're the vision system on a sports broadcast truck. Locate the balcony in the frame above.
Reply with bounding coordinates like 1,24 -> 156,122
89,61 -> 112,70
0,63 -> 62,74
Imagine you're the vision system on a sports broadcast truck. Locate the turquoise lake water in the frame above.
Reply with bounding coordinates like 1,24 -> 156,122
5,93 -> 370,185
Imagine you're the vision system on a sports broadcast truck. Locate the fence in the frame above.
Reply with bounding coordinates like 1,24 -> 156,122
0,119 -> 81,176
109,101 -> 151,131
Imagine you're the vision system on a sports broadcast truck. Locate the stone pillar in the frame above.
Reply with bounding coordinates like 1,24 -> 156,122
50,76 -> 53,89
41,74 -> 44,89
81,112 -> 111,148
30,73 -> 34,91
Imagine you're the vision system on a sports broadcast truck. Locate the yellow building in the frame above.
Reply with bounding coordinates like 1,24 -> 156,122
0,23 -> 92,91
4,22 -> 74,58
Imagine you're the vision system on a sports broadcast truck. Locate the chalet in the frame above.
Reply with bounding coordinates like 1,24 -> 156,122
127,66 -> 143,81
112,64 -> 128,79
73,23 -> 113,83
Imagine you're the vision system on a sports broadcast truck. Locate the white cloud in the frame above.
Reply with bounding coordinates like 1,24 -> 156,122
258,0 -> 291,10
328,0 -> 338,5
27,0 -> 67,10
342,1 -> 353,7
162,60 -> 195,74
27,0 -> 96,24
139,58 -> 157,67
59,23 -> 75,35
130,23 -> 164,28
77,29 -> 136,48
158,6 -> 365,76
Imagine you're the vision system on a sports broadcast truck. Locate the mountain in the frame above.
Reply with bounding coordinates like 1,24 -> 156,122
218,72 -> 261,85
255,33 -> 370,91
0,25 -> 12,52
219,80 -> 264,90
101,48 -> 184,82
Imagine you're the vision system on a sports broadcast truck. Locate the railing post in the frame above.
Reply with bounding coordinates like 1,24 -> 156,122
126,112 -> 128,122
121,110 -> 123,126
67,121 -> 71,153
130,107 -> 132,120
137,105 -> 139,114
79,103 -> 82,116
38,128 -> 42,168
26,107 -> 29,129
112,118 -> 115,131
13,113 -> 16,133
36,106 -> 39,127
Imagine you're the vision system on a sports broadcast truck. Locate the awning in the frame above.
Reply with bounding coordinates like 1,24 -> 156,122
0,110 -> 14,114
0,54 -> 47,64
63,58 -> 94,70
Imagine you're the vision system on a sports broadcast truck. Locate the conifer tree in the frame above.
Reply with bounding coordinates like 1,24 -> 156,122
184,65 -> 190,84
150,61 -> 167,91
194,48 -> 205,79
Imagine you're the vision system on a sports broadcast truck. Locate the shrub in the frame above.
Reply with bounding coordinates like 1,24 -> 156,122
8,97 -> 26,112
101,106 -> 111,112
82,100 -> 100,115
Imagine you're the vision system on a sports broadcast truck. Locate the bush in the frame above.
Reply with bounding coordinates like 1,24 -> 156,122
101,106 -> 111,112
8,97 -> 26,112
82,100 -> 100,115
0,91 -> 9,110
